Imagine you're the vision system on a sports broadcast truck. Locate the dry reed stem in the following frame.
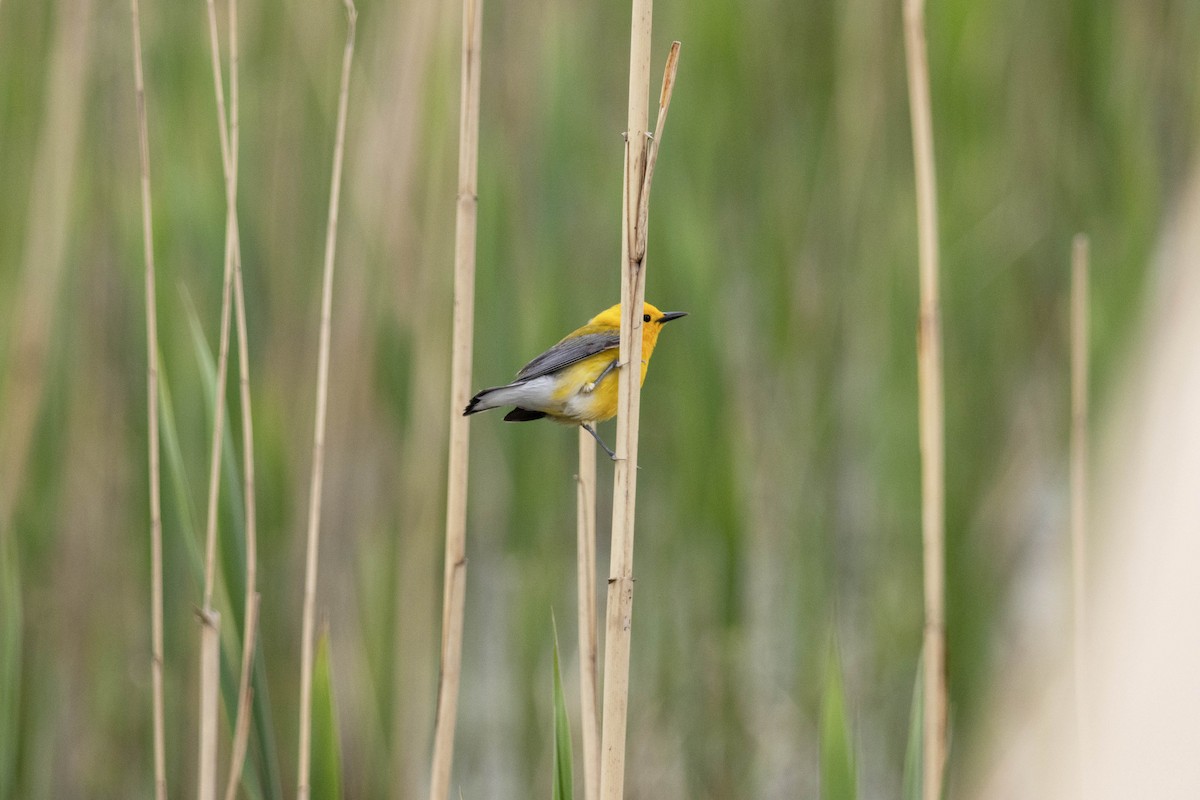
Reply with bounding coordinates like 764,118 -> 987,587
129,0 -> 167,794
224,591 -> 260,800
217,0 -> 267,791
901,0 -> 947,796
200,0 -> 264,793
297,2 -> 356,796
428,0 -> 481,796
224,250 -> 261,796
599,29 -> 682,800
198,609 -> 221,800
196,0 -> 241,793
633,41 -> 679,264
1070,233 -> 1090,789
199,0 -> 236,611
576,430 -> 599,800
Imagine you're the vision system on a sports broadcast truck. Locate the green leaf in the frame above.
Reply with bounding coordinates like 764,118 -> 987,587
820,633 -> 856,800
0,535 -> 21,800
311,629 -> 343,800
551,615 -> 574,800
902,654 -> 924,800
182,300 -> 282,800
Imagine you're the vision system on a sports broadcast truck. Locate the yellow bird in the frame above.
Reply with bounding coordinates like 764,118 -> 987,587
463,302 -> 686,459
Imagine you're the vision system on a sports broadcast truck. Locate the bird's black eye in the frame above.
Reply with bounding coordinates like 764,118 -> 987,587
643,313 -> 652,323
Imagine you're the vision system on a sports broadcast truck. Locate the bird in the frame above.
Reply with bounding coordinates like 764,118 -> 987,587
463,301 -> 687,459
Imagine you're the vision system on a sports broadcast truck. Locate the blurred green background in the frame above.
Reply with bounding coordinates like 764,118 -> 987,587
1,0 -> 1199,796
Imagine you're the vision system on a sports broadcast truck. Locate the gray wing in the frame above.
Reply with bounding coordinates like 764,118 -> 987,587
515,331 -> 620,381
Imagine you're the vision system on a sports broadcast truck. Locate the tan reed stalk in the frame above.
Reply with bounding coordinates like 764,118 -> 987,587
428,0 -> 482,797
598,34 -> 680,800
297,2 -> 357,797
198,607 -> 221,800
199,0 -> 235,614
223,592 -> 259,800
200,0 -> 263,792
901,0 -> 947,797
1070,233 -> 1090,792
216,0 -> 267,790
223,263 -> 259,795
129,0 -> 167,794
196,0 -> 239,790
576,430 -> 599,800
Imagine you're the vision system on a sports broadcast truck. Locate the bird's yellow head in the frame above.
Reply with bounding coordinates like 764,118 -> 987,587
589,302 -> 687,341
584,302 -> 687,366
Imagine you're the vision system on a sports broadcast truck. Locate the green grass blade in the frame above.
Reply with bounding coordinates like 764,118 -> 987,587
820,634 -> 856,800
311,629 -> 343,800
159,353 -> 265,800
902,654 -> 924,800
551,615 -> 574,800
0,534 -> 21,800
183,302 -> 282,800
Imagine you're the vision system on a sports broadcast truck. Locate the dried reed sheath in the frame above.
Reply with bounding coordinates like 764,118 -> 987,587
901,0 -> 947,796
297,2 -> 357,797
428,0 -> 482,797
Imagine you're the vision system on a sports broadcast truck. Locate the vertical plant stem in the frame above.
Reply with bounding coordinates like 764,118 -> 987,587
297,3 -> 357,798
1070,233 -> 1090,791
199,609 -> 222,800
428,0 -> 481,796
129,0 -> 166,795
598,24 -> 680,799
197,0 -> 239,792
224,593 -> 259,800
576,430 -> 599,800
901,0 -> 947,797
218,0 -> 266,791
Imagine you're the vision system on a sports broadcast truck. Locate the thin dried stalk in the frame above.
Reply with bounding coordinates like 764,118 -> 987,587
901,0 -> 947,797
198,609 -> 221,800
223,593 -> 259,800
576,430 -> 599,800
213,0 -> 267,792
196,0 -> 241,793
598,32 -> 680,800
223,258 -> 260,797
129,0 -> 166,796
428,0 -> 482,797
199,0 -> 236,613
296,2 -> 357,797
1070,233 -> 1090,789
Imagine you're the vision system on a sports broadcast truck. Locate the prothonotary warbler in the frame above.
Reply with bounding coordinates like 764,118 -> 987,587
463,302 -> 687,459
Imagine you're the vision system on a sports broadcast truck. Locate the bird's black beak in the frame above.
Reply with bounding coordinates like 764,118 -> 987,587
658,311 -> 688,323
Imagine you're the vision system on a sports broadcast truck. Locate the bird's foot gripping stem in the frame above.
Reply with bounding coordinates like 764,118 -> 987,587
581,424 -> 618,461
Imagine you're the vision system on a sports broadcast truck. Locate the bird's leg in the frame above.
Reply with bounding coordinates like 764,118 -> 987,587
582,424 -> 617,461
582,358 -> 619,394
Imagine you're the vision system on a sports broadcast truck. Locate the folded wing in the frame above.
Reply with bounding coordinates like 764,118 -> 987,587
515,331 -> 620,381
